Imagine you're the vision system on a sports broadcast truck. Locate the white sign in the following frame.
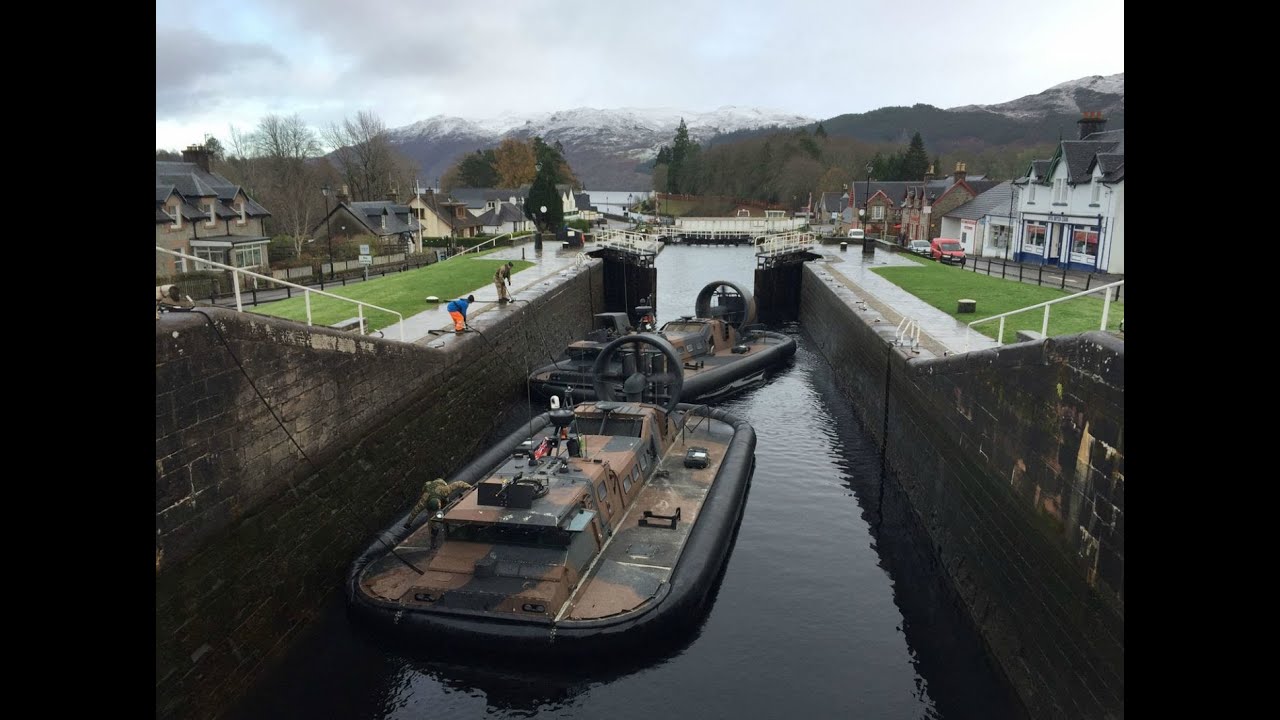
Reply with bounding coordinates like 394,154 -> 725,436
359,244 -> 370,255
359,254 -> 372,266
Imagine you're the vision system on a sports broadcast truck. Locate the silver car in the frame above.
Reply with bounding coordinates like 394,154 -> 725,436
907,240 -> 931,257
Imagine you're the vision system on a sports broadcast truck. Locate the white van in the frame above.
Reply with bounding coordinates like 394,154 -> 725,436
846,229 -> 865,240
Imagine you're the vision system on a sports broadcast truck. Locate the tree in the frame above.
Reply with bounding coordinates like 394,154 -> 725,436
323,110 -> 417,202
456,149 -> 498,187
251,114 -> 322,257
669,118 -> 696,194
902,132 -> 930,181
524,163 -> 564,245
494,138 -> 537,187
815,122 -> 827,139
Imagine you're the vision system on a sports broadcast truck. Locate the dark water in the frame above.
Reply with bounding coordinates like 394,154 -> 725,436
229,246 -> 1024,720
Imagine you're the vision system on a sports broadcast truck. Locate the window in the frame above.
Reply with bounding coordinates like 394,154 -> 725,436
193,246 -> 224,270
1024,222 -> 1047,250
1071,227 -> 1099,258
621,467 -> 634,494
596,481 -> 608,502
237,200 -> 247,225
1091,181 -> 1101,205
872,205 -> 884,220
168,202 -> 182,229
234,246 -> 263,268
1028,184 -> 1037,203
205,201 -> 217,227
1053,179 -> 1067,204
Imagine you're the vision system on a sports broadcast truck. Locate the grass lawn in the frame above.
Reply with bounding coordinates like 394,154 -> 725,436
251,256 -> 533,331
872,254 -> 1124,342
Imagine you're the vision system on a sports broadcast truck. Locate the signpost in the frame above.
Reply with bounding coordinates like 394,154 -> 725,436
359,244 -> 371,280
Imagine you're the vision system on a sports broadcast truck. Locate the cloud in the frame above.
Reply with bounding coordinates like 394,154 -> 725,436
156,0 -> 1123,149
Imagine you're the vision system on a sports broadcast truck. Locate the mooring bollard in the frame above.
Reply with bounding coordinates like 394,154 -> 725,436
841,242 -> 848,251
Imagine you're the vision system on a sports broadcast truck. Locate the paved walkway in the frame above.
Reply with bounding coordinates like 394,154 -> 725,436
381,240 -> 589,345
812,245 -> 1001,356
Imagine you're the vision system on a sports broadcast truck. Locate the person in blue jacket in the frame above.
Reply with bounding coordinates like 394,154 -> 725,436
446,294 -> 474,334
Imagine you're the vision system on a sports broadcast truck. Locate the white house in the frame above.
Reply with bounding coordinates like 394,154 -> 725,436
940,182 -> 1019,259
1013,113 -> 1124,273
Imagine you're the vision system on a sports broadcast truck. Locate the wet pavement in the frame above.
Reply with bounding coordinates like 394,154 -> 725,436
380,240 -> 591,345
812,245 -> 1001,356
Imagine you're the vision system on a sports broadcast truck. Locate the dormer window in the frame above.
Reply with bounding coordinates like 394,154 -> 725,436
1091,179 -> 1101,204
237,199 -> 246,225
168,201 -> 182,229
205,200 -> 216,227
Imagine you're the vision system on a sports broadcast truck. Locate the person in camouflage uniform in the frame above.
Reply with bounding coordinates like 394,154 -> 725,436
404,478 -> 472,529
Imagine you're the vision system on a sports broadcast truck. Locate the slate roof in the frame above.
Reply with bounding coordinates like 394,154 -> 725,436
574,193 -> 594,211
1095,153 -> 1124,182
1043,128 -> 1125,185
347,201 -> 420,237
945,182 -> 1019,221
155,160 -> 271,224
476,202 -> 528,226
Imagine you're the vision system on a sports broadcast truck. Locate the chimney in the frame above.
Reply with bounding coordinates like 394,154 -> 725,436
181,144 -> 211,173
386,187 -> 398,203
1078,110 -> 1107,139
954,161 -> 967,184
337,184 -> 350,205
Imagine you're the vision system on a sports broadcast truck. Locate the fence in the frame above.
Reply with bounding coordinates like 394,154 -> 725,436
186,253 -> 439,308
157,247 -> 405,341
961,255 -> 1124,301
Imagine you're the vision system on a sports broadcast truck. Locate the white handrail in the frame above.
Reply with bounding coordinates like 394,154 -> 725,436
156,246 -> 405,342
445,231 -> 526,260
895,316 -> 921,349
965,279 -> 1124,351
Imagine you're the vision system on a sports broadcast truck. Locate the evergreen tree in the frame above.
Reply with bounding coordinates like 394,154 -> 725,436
815,122 -> 827,139
902,132 -> 930,180
669,119 -> 695,194
457,149 -> 498,187
524,164 -> 563,241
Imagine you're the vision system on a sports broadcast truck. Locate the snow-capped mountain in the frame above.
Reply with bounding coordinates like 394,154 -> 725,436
388,107 -> 813,190
948,73 -> 1124,120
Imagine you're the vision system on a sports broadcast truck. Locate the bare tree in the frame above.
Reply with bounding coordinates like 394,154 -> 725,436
324,110 -> 404,201
252,114 -> 322,256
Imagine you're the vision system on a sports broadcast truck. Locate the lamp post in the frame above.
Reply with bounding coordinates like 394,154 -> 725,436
862,164 -> 874,256
533,163 -> 544,251
322,185 -> 334,279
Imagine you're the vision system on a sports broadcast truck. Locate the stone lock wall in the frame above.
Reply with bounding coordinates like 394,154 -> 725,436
155,260 -> 604,719
799,263 -> 1124,720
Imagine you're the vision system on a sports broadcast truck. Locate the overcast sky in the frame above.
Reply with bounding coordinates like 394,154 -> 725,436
156,0 -> 1124,151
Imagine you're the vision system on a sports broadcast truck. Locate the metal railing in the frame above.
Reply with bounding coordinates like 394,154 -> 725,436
895,317 -> 921,350
594,229 -> 663,255
444,231 -> 528,260
964,280 -> 1124,352
755,230 -> 816,257
156,247 -> 405,342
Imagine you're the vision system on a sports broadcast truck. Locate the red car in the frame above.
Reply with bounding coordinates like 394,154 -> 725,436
930,238 -> 966,266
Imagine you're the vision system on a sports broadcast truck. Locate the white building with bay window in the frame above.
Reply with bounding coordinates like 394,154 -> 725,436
1013,114 -> 1124,274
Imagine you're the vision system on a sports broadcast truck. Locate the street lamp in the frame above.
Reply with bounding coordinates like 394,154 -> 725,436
862,164 -> 874,256
533,163 -> 544,251
322,185 -> 334,279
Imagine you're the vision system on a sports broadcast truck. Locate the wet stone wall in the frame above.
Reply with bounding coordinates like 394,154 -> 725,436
799,263 -> 1124,720
154,260 -> 604,720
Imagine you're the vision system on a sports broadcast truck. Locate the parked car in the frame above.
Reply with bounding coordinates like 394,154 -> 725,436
930,238 -> 966,266
846,228 -> 865,240
907,239 -> 931,257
